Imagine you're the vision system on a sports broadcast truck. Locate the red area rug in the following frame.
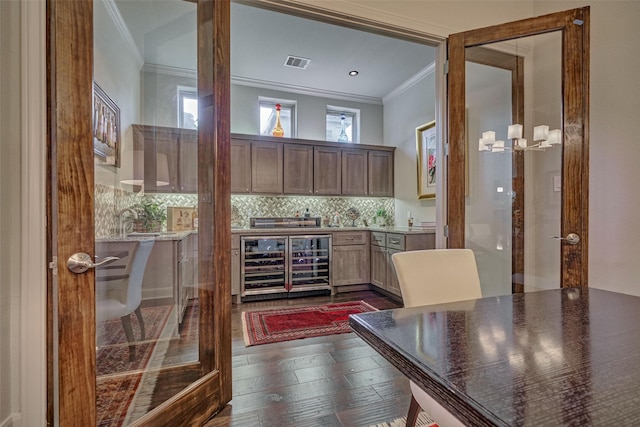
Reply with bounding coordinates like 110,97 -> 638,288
242,301 -> 378,346
96,305 -> 172,427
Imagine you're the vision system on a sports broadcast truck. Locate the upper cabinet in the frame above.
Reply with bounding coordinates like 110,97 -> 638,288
341,149 -> 368,196
136,130 -> 394,197
177,129 -> 198,193
251,142 -> 283,194
368,150 -> 394,197
284,144 -> 314,195
230,139 -> 251,194
313,146 -> 342,195
230,134 -> 394,197
132,125 -> 181,193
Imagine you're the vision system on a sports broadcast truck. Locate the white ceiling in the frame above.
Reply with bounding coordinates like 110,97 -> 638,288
113,1 -> 436,102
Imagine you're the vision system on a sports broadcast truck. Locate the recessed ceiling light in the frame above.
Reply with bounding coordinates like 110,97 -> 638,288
348,70 -> 359,76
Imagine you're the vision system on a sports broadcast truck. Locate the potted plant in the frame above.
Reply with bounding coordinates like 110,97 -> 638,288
131,200 -> 167,232
374,208 -> 388,227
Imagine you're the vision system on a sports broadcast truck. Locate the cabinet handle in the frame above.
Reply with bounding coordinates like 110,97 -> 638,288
389,239 -> 400,244
345,237 -> 354,241
235,250 -> 239,255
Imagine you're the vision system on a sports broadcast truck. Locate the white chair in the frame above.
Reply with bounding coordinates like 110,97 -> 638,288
96,239 -> 155,361
391,249 -> 482,427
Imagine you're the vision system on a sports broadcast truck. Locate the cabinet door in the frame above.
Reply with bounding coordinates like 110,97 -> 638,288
133,124 -> 179,193
314,146 -> 341,195
332,245 -> 370,286
231,139 -> 251,194
251,142 -> 283,194
370,244 -> 387,289
341,149 -> 368,196
386,248 -> 402,296
141,240 -> 175,300
178,129 -> 198,193
368,150 -> 394,197
283,144 -> 313,195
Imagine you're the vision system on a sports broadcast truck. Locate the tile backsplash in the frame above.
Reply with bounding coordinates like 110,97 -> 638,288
95,184 -> 394,237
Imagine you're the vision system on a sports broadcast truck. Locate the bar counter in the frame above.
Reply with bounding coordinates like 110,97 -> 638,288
349,288 -> 640,426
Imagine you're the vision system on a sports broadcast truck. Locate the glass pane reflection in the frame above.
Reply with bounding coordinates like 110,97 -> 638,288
94,0 -> 199,424
465,32 -> 562,297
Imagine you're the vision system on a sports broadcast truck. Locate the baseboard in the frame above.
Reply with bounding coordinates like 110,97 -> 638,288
1,413 -> 21,427
334,283 -> 371,293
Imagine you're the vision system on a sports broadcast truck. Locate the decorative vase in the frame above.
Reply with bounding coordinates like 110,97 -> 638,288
272,103 -> 285,137
337,113 -> 349,142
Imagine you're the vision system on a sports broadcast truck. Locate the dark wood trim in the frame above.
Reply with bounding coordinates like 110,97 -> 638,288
446,33 -> 466,249
235,0 -> 444,47
197,0 -> 233,408
131,370 -> 222,427
561,7 -> 590,288
446,7 -> 589,290
47,0 -> 96,424
48,0 -> 232,424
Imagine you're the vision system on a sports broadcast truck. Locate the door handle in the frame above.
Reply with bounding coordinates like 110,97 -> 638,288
67,253 -> 120,273
550,233 -> 580,245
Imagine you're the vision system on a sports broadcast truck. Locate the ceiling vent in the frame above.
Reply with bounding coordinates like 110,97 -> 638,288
284,55 -> 310,69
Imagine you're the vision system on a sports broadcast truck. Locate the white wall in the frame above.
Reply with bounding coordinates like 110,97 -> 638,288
0,1 -> 21,425
94,0 -> 143,188
383,67 -> 436,226
532,1 -> 640,296
231,84 -> 384,144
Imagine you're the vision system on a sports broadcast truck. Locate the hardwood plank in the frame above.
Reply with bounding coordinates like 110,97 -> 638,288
201,290 -> 405,426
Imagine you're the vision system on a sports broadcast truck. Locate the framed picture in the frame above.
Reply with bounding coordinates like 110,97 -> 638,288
416,120 -> 436,199
93,83 -> 121,167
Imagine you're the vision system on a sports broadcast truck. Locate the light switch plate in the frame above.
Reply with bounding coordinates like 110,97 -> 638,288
553,176 -> 561,192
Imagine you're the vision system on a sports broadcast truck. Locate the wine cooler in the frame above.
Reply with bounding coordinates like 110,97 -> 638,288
241,235 -> 332,299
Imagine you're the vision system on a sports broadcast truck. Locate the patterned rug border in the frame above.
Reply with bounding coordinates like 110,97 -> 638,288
242,300 -> 378,346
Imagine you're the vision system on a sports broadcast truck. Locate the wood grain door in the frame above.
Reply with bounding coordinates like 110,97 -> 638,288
447,7 -> 590,290
48,0 -> 231,425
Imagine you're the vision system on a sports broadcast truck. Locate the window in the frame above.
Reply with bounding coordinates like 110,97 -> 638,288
259,98 -> 297,137
326,106 -> 359,143
178,86 -> 198,129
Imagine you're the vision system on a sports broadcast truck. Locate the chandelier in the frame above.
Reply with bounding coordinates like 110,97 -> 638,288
479,124 -> 562,152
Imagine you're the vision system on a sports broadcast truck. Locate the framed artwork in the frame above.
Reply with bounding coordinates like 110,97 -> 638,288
93,83 -> 121,167
416,120 -> 436,199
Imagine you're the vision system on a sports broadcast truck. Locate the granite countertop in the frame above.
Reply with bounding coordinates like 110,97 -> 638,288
97,226 -> 435,242
96,230 -> 195,242
230,226 -> 435,235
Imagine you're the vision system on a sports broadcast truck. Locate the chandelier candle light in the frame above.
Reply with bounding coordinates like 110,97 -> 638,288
479,124 -> 562,152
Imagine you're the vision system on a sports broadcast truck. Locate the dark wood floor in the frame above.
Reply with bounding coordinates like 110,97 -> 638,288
203,290 -> 411,427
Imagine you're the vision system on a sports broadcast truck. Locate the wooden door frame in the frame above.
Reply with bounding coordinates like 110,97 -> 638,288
447,7 -> 590,288
47,0 -> 231,424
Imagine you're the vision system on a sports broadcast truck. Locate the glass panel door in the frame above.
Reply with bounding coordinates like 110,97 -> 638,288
465,33 -> 563,296
93,1 -> 200,424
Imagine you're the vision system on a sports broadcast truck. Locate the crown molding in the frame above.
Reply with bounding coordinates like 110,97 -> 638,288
103,0 -> 144,68
383,62 -> 436,104
142,63 -> 198,79
232,76 -> 383,105
140,62 -> 435,107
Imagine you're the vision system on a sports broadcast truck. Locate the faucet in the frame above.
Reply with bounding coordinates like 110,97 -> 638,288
116,208 -> 138,237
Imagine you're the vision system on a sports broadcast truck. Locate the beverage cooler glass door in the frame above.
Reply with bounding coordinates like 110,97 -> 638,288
241,236 -> 288,296
289,235 -> 332,293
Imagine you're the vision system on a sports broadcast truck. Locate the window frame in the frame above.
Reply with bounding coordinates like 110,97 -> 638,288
178,85 -> 198,129
259,97 -> 298,138
326,105 -> 360,143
